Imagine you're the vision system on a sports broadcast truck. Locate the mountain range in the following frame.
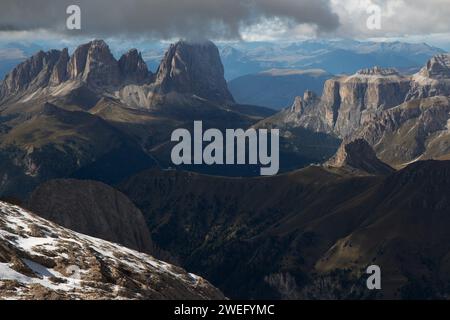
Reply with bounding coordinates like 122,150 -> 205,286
1,38 -> 450,300
0,39 -> 275,199
258,55 -> 450,169
219,39 -> 445,80
1,39 -> 444,81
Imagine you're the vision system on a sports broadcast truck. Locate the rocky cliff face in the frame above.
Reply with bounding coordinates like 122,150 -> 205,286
0,201 -> 225,300
354,95 -> 450,167
120,161 -> 450,299
1,40 -> 151,103
322,67 -> 411,137
272,56 -> 450,138
152,40 -> 234,105
67,43 -> 90,80
290,90 -> 319,114
0,50 -> 65,101
28,179 -> 155,255
73,40 -> 121,87
118,49 -> 151,84
270,67 -> 412,138
418,53 -> 450,79
49,48 -> 69,86
1,39 -> 234,109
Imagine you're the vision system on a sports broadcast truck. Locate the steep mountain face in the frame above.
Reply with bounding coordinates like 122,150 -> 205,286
0,201 -> 225,300
0,43 -> 45,80
28,179 -> 155,255
325,138 -> 394,175
258,67 -> 412,136
315,67 -> 411,137
252,89 -> 342,170
419,53 -> 450,79
152,40 -> 234,105
120,160 -> 450,299
0,40 -> 151,104
118,49 -> 152,84
0,50 -> 65,102
228,69 -> 331,110
290,90 -> 320,114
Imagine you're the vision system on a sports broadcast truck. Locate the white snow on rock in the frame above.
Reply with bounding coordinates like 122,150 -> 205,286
0,201 -> 225,300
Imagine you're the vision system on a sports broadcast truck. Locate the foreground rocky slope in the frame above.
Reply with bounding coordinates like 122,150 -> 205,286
0,201 -> 225,300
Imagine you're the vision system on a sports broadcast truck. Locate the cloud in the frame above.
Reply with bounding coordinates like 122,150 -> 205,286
0,0 -> 340,40
329,0 -> 450,39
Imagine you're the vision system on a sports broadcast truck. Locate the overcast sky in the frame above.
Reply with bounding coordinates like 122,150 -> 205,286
0,0 -> 449,46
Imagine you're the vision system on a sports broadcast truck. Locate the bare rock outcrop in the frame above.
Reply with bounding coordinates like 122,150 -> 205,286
28,179 -> 155,255
0,50 -> 65,101
0,201 -> 225,300
326,138 -> 394,174
118,49 -> 151,84
418,53 -> 450,79
290,90 -> 319,114
152,40 -> 234,105
354,95 -> 450,167
49,48 -> 69,86
74,40 -> 121,87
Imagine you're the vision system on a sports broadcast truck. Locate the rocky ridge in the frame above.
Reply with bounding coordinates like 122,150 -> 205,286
0,201 -> 225,300
0,39 -> 234,109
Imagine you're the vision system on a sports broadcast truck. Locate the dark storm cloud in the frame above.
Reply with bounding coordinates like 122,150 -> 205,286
0,0 -> 340,39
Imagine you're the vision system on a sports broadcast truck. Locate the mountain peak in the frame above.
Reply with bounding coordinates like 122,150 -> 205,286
0,49 -> 66,102
1,39 -> 235,107
418,53 -> 450,79
153,40 -> 234,104
78,40 -> 120,87
118,49 -> 151,84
